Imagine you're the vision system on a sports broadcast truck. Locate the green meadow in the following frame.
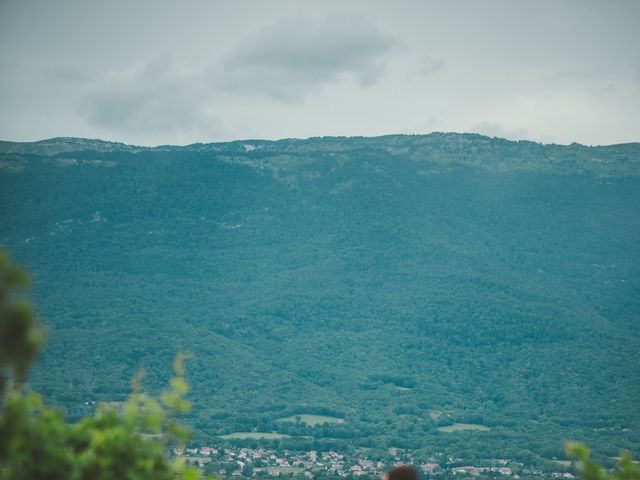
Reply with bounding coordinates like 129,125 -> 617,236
220,432 -> 292,440
276,414 -> 345,426
437,423 -> 491,433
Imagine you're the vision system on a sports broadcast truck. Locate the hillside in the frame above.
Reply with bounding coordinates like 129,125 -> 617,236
1,133 -> 639,465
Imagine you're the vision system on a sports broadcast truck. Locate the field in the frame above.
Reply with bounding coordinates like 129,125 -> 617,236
276,414 -> 345,426
394,386 -> 413,392
219,432 -> 292,440
436,423 -> 491,433
265,467 -> 303,474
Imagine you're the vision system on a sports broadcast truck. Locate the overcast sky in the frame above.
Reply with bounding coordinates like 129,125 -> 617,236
1,0 -> 639,146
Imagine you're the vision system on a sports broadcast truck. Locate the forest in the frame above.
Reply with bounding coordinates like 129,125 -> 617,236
1,133 -> 639,469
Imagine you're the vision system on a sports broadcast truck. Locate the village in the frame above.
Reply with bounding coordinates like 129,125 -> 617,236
172,446 -> 577,480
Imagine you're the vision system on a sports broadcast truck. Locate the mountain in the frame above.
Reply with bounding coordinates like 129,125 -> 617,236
1,133 -> 639,465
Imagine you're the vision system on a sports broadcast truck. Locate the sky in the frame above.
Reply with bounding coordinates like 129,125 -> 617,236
1,0 -> 639,146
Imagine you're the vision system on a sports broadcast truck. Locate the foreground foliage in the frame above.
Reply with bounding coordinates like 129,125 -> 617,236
0,250 -> 210,479
566,443 -> 640,480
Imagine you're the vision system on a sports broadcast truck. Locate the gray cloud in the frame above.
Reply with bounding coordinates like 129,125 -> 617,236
78,57 -> 216,137
546,67 -> 606,81
590,83 -> 615,98
216,12 -> 399,102
44,64 -> 94,85
412,54 -> 445,77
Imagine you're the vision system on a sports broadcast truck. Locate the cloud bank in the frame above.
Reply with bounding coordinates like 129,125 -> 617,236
78,58 -> 216,136
217,12 -> 399,102
74,12 -> 399,138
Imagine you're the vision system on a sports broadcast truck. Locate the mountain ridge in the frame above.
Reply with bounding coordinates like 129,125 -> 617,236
2,132 -> 640,178
2,132 -> 640,153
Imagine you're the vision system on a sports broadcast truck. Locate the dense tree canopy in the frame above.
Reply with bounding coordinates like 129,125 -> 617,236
0,248 -> 638,479
1,134 -> 639,464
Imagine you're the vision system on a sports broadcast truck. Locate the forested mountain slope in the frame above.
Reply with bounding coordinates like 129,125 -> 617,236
1,133 -> 639,464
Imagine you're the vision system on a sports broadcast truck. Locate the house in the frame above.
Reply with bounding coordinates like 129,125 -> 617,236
421,463 -> 440,473
350,465 -> 365,476
453,466 -> 482,476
